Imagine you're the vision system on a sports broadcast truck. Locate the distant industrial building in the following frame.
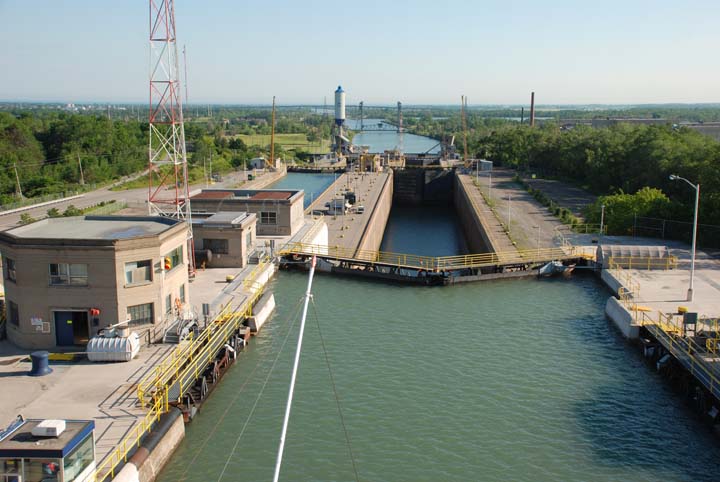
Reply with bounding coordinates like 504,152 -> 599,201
191,189 -> 305,237
0,216 -> 189,349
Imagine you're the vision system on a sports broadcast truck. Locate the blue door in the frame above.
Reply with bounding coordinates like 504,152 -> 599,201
54,312 -> 75,346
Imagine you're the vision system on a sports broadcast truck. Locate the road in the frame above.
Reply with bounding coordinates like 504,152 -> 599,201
0,169 -> 268,231
475,168 -> 571,251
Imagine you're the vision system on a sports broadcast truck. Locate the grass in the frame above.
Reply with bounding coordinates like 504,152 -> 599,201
236,133 -> 330,154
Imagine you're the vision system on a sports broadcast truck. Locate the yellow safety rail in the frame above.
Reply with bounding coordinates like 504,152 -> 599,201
170,287 -> 264,404
137,302 -> 234,407
607,256 -> 678,270
95,395 -> 165,481
639,310 -> 720,399
278,242 -> 579,272
242,255 -> 272,290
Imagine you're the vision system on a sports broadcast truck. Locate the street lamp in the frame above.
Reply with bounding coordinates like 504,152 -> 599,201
669,174 -> 700,302
600,204 -> 605,236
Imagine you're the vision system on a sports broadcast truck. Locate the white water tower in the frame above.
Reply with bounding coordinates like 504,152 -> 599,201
334,85 -> 345,127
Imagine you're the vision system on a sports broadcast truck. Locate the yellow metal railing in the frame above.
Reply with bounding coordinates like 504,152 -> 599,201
242,255 -> 272,290
278,242 -> 577,272
639,310 -> 720,398
137,302 -> 235,407
607,256 -> 678,270
95,395 -> 165,480
172,287 -> 264,402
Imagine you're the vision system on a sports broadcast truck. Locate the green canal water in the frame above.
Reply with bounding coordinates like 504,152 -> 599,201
158,175 -> 720,481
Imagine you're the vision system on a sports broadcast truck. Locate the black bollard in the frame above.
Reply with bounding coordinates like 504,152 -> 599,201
29,351 -> 53,377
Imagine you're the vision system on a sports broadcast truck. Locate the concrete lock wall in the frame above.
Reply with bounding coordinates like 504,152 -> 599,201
453,173 -> 493,253
356,171 -> 394,254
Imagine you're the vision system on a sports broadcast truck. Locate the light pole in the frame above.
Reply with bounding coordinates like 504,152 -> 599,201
600,204 -> 605,236
670,174 -> 700,302
507,193 -> 511,233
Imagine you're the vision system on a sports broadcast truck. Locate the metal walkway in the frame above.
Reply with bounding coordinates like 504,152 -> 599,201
641,312 -> 720,401
278,242 -> 589,274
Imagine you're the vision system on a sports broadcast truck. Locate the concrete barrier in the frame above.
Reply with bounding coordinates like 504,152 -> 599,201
356,171 -> 393,254
453,174 -> 494,253
605,296 -> 640,339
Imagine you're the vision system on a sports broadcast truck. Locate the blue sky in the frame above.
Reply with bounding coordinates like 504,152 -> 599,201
1,0 -> 719,105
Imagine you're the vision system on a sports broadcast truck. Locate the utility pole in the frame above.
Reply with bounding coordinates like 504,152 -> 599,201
203,156 -> 208,187
182,45 -> 189,117
507,193 -> 511,232
13,163 -> 23,199
209,151 -> 213,183
461,95 -> 469,167
270,96 -> 276,169
77,153 -> 85,185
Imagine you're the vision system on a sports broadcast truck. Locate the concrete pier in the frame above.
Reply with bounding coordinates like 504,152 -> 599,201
305,171 -> 393,252
454,173 -> 517,254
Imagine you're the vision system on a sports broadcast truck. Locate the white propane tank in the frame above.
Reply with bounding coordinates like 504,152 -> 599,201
87,332 -> 140,362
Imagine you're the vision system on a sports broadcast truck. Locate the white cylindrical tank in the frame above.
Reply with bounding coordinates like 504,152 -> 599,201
87,332 -> 140,362
334,85 -> 345,126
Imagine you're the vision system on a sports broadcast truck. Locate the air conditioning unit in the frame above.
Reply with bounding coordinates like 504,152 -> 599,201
31,419 -> 66,437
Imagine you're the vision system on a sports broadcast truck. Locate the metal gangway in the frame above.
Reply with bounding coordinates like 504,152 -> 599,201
278,242 -> 590,273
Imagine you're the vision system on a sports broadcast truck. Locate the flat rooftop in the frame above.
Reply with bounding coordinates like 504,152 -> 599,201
0,419 -> 94,457
191,189 -> 301,203
194,211 -> 254,226
3,216 -> 180,241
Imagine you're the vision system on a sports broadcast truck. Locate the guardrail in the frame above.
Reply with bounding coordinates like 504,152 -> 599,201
103,288 -> 265,481
242,255 -> 272,291
639,310 -> 720,400
279,242 -> 581,271
137,303 -> 234,407
95,395 -> 165,481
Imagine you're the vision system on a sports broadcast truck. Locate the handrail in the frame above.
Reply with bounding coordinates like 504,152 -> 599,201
278,242 -> 577,271
137,302 -> 234,407
95,395 -> 165,481
639,310 -> 720,399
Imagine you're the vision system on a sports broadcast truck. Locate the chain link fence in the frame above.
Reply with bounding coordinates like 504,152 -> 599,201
634,216 -> 720,249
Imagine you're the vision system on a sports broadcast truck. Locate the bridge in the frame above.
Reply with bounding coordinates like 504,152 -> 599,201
278,243 -> 592,285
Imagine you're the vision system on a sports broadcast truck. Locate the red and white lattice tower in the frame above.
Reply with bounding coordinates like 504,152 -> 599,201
148,0 -> 195,272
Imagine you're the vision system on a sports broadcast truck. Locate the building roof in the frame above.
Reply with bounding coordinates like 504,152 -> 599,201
3,216 -> 180,241
190,189 -> 302,204
250,191 -> 293,201
0,419 -> 94,458
195,212 -> 254,226
191,191 -> 234,200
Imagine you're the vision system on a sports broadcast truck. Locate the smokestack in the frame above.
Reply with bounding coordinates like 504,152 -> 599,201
520,107 -> 524,124
530,92 -> 535,127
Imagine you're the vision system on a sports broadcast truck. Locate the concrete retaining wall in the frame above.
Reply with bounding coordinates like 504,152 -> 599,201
243,164 -> 287,189
600,268 -> 641,339
453,174 -> 492,253
114,408 -> 185,482
356,171 -> 393,254
605,296 -> 640,339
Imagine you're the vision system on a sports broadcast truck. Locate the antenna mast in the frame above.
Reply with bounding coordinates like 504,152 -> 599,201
148,0 -> 195,273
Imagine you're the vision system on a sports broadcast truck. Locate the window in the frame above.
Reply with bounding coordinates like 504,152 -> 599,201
4,257 -> 16,282
179,284 -> 186,303
127,303 -> 154,326
49,263 -> 88,286
8,301 -> 19,327
165,294 -> 172,314
125,259 -> 152,285
246,231 -> 253,250
203,238 -> 229,254
260,211 -> 277,225
62,433 -> 94,481
164,246 -> 183,271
